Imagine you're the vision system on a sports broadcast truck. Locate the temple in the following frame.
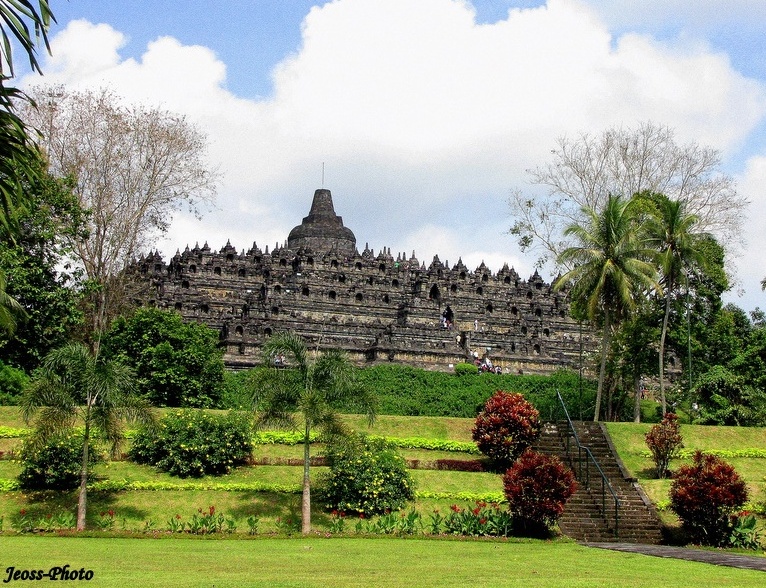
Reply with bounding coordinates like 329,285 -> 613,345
132,188 -> 594,372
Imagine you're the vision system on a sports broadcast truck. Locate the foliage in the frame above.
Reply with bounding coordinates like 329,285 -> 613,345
350,364 -> 595,420
502,449 -> 577,536
441,501 -> 514,537
645,413 -> 684,479
509,122 -> 744,267
0,1 -> 54,239
250,331 -> 376,534
692,366 -> 766,426
20,85 -> 218,341
130,409 -> 252,478
0,359 -> 27,404
728,514 -> 762,550
18,433 -> 98,491
472,391 -> 540,471
0,160 -> 86,371
643,193 -> 708,416
555,194 -> 660,421
102,307 -> 225,408
453,362 -> 478,376
20,342 -> 156,530
669,451 -> 748,546
318,433 -> 415,516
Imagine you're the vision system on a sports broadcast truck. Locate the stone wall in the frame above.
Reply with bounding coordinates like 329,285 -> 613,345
133,239 -> 595,374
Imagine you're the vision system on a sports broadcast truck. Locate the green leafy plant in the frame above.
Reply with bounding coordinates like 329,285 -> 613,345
129,409 -> 252,477
503,449 -> 576,536
645,412 -> 684,478
442,501 -> 514,537
729,513 -> 762,550
102,307 -> 225,408
96,510 -> 116,531
318,433 -> 415,516
454,362 -> 478,376
472,391 -> 541,471
17,433 -> 99,491
0,361 -> 28,405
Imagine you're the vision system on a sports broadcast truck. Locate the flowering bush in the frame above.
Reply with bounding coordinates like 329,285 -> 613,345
472,391 -> 541,470
17,433 -> 99,491
503,449 -> 576,536
318,433 -> 415,516
129,409 -> 252,477
645,412 -> 684,478
670,451 -> 748,546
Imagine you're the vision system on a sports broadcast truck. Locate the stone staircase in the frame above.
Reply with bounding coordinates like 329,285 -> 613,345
533,421 -> 663,544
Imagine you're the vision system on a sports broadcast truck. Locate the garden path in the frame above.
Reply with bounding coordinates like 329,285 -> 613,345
585,542 -> 766,572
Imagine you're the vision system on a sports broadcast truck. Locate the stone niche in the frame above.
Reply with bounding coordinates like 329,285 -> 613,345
131,188 -> 595,373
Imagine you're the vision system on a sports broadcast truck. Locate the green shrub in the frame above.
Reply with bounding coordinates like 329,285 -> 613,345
453,363 -> 478,376
318,433 -> 415,516
670,451 -> 748,546
0,361 -> 28,405
472,391 -> 541,471
18,433 -> 98,491
102,308 -> 225,408
130,410 -> 253,477
350,365 -> 595,419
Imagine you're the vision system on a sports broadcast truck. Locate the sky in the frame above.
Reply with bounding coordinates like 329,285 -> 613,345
15,0 -> 766,313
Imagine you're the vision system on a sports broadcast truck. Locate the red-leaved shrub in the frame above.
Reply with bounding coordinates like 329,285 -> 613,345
645,412 -> 683,479
503,449 -> 576,536
472,391 -> 541,470
670,451 -> 748,546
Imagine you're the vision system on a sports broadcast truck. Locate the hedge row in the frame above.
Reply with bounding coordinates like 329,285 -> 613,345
0,477 -> 504,502
638,448 -> 766,460
351,366 -> 596,420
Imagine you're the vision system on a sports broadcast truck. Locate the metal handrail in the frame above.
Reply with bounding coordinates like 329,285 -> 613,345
556,391 -> 620,539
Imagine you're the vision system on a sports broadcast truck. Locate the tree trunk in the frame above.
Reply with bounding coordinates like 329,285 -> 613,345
658,289 -> 672,416
301,421 -> 311,535
633,373 -> 642,423
594,310 -> 611,422
77,403 -> 91,531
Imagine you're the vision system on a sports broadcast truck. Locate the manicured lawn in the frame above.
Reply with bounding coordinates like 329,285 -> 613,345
2,536 -> 764,588
606,422 -> 766,503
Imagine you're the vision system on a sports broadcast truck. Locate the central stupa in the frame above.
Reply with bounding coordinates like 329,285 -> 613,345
286,188 -> 357,255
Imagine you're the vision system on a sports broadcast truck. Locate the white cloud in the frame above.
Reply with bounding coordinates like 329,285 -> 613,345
725,156 -> 766,311
21,0 -> 766,304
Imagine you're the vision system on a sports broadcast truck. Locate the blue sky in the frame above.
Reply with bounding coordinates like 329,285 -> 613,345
19,0 -> 766,312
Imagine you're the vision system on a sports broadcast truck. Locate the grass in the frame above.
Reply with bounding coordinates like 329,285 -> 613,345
606,422 -> 766,502
2,536 -> 765,588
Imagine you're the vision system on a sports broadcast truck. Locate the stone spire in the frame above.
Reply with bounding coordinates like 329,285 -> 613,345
287,189 -> 357,255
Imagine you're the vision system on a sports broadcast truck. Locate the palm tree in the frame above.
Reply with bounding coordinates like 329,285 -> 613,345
555,194 -> 660,421
21,342 -> 156,530
645,195 -> 706,415
251,332 -> 376,534
1,1 -> 55,237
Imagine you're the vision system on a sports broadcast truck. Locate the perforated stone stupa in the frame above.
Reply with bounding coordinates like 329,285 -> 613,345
132,188 -> 593,372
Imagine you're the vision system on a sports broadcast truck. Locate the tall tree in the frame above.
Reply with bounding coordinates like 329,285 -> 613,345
510,122 -> 744,268
19,86 -> 219,347
21,342 -> 155,530
250,332 -> 376,534
644,194 -> 707,415
555,194 -> 660,421
0,156 -> 86,369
